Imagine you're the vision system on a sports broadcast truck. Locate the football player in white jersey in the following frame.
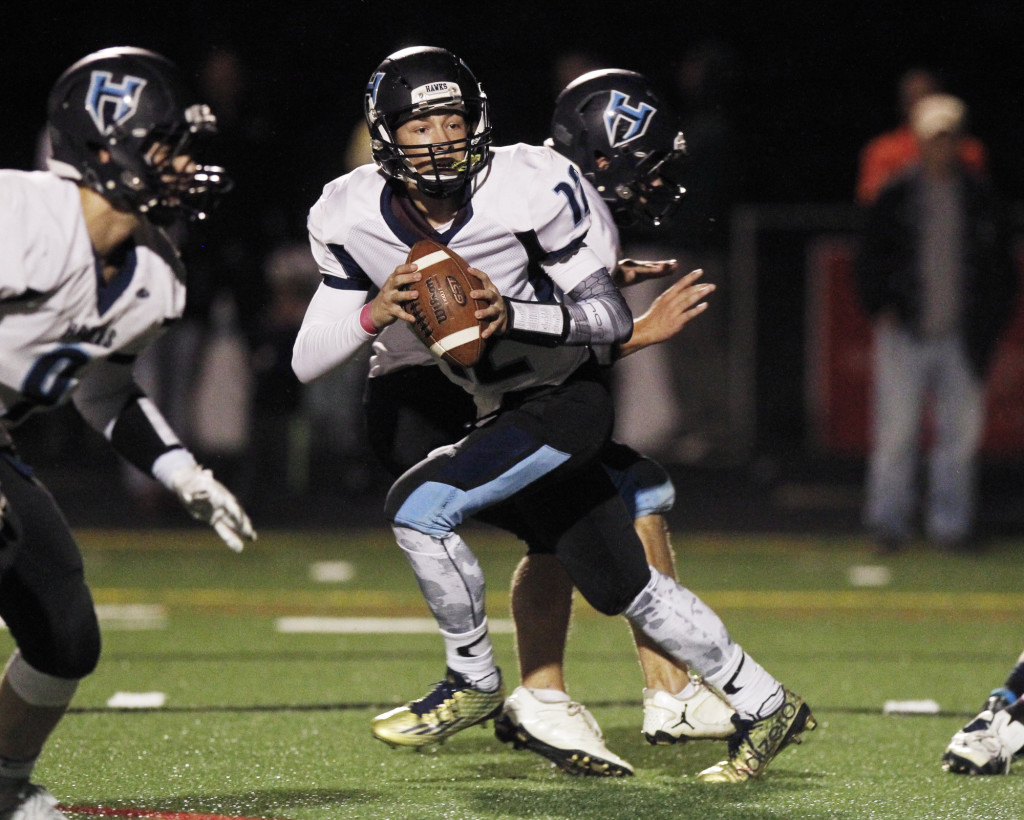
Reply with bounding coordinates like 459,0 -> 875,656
292,46 -> 815,782
0,47 -> 255,819
360,69 -> 733,777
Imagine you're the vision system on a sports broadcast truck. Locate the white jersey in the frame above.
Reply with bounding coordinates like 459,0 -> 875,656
298,144 -> 610,414
368,174 -> 621,379
0,170 -> 185,428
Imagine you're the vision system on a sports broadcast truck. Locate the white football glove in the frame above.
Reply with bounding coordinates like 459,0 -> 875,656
168,463 -> 256,552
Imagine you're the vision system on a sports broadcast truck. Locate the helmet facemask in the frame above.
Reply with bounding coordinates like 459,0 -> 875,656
370,101 -> 490,199
100,103 -> 232,224
603,137 -> 688,227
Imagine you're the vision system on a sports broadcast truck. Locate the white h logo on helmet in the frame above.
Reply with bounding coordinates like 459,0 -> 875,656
85,70 -> 148,135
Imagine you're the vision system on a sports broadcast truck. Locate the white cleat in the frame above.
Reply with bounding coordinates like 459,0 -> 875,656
643,678 -> 737,744
0,784 -> 67,820
943,708 -> 1024,775
494,686 -> 634,776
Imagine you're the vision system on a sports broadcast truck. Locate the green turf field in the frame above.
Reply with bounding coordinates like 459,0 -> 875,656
7,526 -> 1024,819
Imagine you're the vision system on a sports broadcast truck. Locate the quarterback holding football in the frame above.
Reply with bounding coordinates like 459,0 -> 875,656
292,46 -> 814,783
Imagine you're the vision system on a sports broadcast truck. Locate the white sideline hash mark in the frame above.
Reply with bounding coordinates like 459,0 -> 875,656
848,565 -> 891,587
309,561 -> 356,583
883,699 -> 940,714
275,617 -> 515,634
107,691 -> 167,708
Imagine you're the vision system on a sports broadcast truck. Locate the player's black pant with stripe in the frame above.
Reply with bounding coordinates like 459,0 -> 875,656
383,360 -> 652,615
0,446 -> 101,681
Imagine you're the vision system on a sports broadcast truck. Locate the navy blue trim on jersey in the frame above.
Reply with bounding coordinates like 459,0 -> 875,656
0,289 -> 44,305
514,230 -> 557,302
322,273 -> 370,292
380,184 -> 474,249
95,245 -> 138,315
326,244 -> 373,288
381,185 -> 421,247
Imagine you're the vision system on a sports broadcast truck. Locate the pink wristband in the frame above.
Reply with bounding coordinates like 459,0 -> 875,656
359,303 -> 379,335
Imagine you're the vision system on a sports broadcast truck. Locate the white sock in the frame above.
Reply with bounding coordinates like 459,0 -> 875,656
528,688 -> 571,704
441,620 -> 500,692
704,645 -> 784,721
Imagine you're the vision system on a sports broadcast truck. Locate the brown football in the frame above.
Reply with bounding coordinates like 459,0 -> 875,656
404,238 -> 487,368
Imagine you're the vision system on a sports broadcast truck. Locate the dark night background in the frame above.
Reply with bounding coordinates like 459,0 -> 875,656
4,2 -> 1023,208
2,1 -> 1022,531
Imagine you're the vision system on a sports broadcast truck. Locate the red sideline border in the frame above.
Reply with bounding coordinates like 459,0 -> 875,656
63,806 -> 291,820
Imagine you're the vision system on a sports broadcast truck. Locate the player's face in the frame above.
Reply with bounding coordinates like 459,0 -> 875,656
395,112 -> 469,173
145,141 -> 197,205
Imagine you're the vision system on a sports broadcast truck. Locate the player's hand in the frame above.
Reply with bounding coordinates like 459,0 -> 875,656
370,263 -> 423,329
620,269 -> 715,357
168,463 -> 256,552
614,258 -> 679,287
468,267 -> 507,339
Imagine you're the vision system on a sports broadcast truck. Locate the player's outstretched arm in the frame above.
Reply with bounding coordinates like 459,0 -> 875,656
618,268 -> 715,358
73,363 -> 256,551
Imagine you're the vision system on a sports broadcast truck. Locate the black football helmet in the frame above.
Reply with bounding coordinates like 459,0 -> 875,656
364,46 -> 492,199
549,69 -> 687,227
46,46 -> 232,223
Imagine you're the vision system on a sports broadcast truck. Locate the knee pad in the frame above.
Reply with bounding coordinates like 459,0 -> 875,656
3,650 -> 80,707
15,586 -> 101,681
605,457 -> 675,519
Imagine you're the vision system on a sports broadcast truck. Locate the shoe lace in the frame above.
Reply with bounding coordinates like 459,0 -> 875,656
410,674 -> 463,717
567,702 -> 604,740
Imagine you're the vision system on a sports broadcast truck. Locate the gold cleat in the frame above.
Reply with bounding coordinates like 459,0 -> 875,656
372,668 -> 504,748
697,687 -> 816,782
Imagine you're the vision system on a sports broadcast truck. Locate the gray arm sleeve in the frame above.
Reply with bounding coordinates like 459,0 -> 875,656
563,269 -> 634,346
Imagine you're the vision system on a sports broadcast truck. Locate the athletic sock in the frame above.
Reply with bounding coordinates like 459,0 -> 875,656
441,620 -> 500,692
704,646 -> 785,721
528,688 -> 571,704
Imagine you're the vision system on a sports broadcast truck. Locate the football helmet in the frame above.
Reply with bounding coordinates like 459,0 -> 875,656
46,46 -> 232,223
364,46 -> 492,199
549,69 -> 687,227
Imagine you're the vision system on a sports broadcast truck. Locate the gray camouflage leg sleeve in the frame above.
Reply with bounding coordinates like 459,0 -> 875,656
393,525 -> 486,634
623,567 -> 735,678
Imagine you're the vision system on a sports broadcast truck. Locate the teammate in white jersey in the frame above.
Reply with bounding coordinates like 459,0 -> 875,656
0,47 -> 255,819
360,69 -> 732,777
292,46 -> 815,782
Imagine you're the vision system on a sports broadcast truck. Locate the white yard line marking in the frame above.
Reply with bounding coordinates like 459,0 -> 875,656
274,617 -> 515,634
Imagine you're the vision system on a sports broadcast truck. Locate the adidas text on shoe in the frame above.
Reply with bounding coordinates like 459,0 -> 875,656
494,686 -> 633,777
643,681 -> 737,745
0,784 -> 67,820
371,668 -> 504,748
697,687 -> 816,782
